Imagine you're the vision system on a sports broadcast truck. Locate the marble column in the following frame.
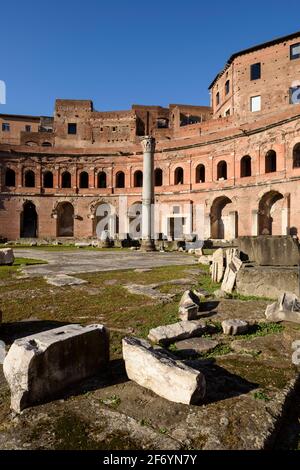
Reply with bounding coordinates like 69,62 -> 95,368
141,136 -> 156,251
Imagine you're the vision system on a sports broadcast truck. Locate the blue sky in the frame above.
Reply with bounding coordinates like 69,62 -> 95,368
1,0 -> 300,116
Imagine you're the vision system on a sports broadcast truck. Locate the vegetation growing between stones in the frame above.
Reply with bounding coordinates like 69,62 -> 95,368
235,322 -> 284,340
0,257 -> 47,280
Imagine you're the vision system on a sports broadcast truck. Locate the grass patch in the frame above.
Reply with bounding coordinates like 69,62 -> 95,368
253,390 -> 271,402
230,292 -> 275,302
100,395 -> 121,408
235,322 -> 284,340
202,343 -> 233,358
0,257 -> 47,280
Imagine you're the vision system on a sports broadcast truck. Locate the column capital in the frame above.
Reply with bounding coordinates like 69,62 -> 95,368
140,136 -> 155,153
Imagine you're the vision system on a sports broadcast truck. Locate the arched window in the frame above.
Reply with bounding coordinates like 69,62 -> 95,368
134,170 -> 143,188
42,142 -> 52,147
195,164 -> 205,183
154,168 -> 163,186
265,150 -> 277,173
116,171 -> 125,188
174,167 -> 184,185
61,171 -> 71,188
217,161 -> 227,180
240,155 -> 252,177
293,143 -> 300,168
5,168 -> 16,187
97,171 -> 107,188
216,92 -> 220,106
79,171 -> 89,188
43,171 -> 53,188
24,170 -> 35,188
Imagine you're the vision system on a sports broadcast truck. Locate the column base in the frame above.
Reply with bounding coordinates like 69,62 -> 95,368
140,239 -> 156,252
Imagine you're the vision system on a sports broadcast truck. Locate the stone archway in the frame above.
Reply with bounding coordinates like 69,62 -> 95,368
57,202 -> 74,237
258,191 -> 284,235
20,201 -> 38,238
210,196 -> 237,239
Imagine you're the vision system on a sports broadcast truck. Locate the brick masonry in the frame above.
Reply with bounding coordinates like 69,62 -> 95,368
0,31 -> 300,241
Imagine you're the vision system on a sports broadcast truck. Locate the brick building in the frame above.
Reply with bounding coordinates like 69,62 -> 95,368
1,31 -> 300,242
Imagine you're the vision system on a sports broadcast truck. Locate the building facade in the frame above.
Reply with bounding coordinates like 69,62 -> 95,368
1,31 -> 300,241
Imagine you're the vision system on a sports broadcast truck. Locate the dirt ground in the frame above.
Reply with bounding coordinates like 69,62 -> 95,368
0,253 -> 299,450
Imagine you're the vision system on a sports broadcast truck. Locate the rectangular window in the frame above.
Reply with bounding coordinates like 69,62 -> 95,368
290,43 -> 300,60
290,86 -> 300,104
2,123 -> 10,132
25,125 -> 31,132
68,123 -> 77,135
250,95 -> 261,112
225,80 -> 230,95
250,62 -> 261,80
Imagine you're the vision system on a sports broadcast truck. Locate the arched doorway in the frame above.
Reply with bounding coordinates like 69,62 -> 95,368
258,191 -> 284,235
20,201 -> 38,238
57,202 -> 74,237
210,196 -> 236,239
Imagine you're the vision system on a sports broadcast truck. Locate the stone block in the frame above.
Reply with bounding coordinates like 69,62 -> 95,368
178,290 -> 199,321
3,324 -> 109,413
265,292 -> 300,324
221,255 -> 243,293
222,319 -> 249,335
148,320 -> 207,346
175,337 -> 218,356
211,248 -> 225,282
0,248 -> 14,266
198,255 -> 212,265
122,337 -> 206,405
235,236 -> 300,266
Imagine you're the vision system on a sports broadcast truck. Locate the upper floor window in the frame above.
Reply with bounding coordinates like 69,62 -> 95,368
265,150 -> 277,173
5,168 -> 16,187
240,155 -> 252,177
116,171 -> 125,188
290,86 -> 300,105
24,170 -> 35,188
250,95 -> 261,112
134,170 -> 143,188
154,168 -> 163,186
25,125 -> 31,132
293,143 -> 300,168
225,80 -> 230,95
174,167 -> 184,185
157,118 -> 169,129
68,123 -> 77,135
195,164 -> 205,183
216,92 -> 220,106
2,123 -> 10,132
217,161 -> 227,180
250,62 -> 261,81
290,43 -> 300,60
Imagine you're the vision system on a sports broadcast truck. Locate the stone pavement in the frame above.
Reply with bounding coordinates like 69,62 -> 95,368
14,249 -> 195,276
